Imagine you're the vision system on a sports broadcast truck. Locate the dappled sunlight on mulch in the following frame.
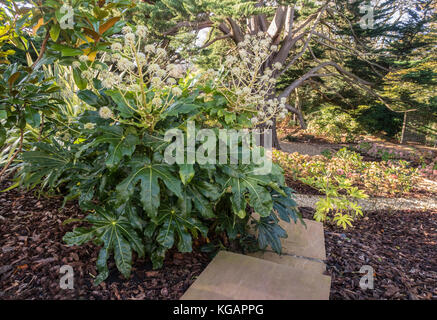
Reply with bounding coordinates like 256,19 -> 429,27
300,207 -> 437,300
1,178 -> 436,300
0,181 -> 211,300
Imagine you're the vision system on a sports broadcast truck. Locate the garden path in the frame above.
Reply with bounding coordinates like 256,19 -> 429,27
294,194 -> 437,211
181,219 -> 331,300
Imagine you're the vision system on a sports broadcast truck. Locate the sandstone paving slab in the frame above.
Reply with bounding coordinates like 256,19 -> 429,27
181,251 -> 331,300
247,250 -> 326,274
278,218 -> 327,261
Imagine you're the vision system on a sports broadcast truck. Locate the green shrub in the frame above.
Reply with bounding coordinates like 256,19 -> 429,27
307,105 -> 362,143
17,31 -> 301,284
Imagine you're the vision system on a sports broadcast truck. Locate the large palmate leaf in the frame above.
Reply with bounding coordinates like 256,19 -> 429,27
178,176 -> 221,218
255,186 -> 302,253
78,125 -> 139,169
104,90 -> 136,117
272,187 -> 302,224
256,214 -> 287,254
219,164 -> 274,218
116,157 -> 183,218
154,206 -> 208,252
63,205 -> 144,284
21,140 -> 86,189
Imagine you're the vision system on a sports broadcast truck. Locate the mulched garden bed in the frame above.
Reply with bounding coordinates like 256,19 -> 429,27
300,207 -> 437,300
2,178 -> 436,300
0,180 -> 212,300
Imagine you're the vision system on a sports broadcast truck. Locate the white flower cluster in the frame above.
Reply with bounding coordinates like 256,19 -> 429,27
217,33 -> 287,127
84,122 -> 96,130
79,25 -> 186,127
99,106 -> 113,119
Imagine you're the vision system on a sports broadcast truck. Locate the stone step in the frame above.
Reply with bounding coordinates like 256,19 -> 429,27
277,218 -> 327,261
247,218 -> 327,273
181,251 -> 331,300
247,251 -> 326,274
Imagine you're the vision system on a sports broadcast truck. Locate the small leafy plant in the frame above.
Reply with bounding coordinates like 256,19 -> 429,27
273,147 -> 420,228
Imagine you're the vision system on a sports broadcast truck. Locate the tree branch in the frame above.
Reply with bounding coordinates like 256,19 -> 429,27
31,30 -> 50,69
267,5 -> 287,42
278,61 -> 372,99
227,18 -> 244,43
163,20 -> 214,36
200,34 -> 231,49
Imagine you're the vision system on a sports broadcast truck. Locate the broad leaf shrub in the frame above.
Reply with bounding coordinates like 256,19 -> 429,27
273,148 -> 420,228
18,27 -> 301,283
306,105 -> 363,143
0,62 -> 61,145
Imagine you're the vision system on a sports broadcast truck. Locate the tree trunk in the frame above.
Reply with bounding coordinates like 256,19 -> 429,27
272,117 -> 281,149
400,111 -> 407,144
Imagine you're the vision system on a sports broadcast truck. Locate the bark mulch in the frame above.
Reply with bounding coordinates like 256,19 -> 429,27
300,207 -> 437,300
2,178 -> 436,300
0,181 -> 211,300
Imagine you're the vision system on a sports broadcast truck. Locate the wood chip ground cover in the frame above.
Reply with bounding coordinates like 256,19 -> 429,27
1,179 -> 436,300
0,181 -> 211,300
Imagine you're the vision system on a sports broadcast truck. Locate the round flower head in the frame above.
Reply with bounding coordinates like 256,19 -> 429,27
156,69 -> 166,78
122,26 -> 132,34
152,97 -> 162,106
151,77 -> 162,87
84,123 -> 96,130
99,106 -> 113,119
111,42 -> 122,51
111,53 -> 121,62
167,77 -> 176,85
79,55 -> 89,63
168,64 -> 184,78
72,61 -> 81,68
117,57 -> 134,72
171,87 -> 182,97
144,44 -> 155,53
136,25 -> 148,38
148,64 -> 160,74
273,62 -> 282,70
124,32 -> 135,44
136,52 -> 147,66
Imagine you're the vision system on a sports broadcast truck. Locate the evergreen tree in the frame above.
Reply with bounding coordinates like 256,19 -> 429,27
133,0 -> 387,148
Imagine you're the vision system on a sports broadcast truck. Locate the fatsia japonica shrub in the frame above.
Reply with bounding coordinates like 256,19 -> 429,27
19,26 -> 301,284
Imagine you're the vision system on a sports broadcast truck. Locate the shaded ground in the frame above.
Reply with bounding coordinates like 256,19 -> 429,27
300,207 -> 437,300
280,141 -> 342,157
1,178 -> 436,300
0,181 -> 211,300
